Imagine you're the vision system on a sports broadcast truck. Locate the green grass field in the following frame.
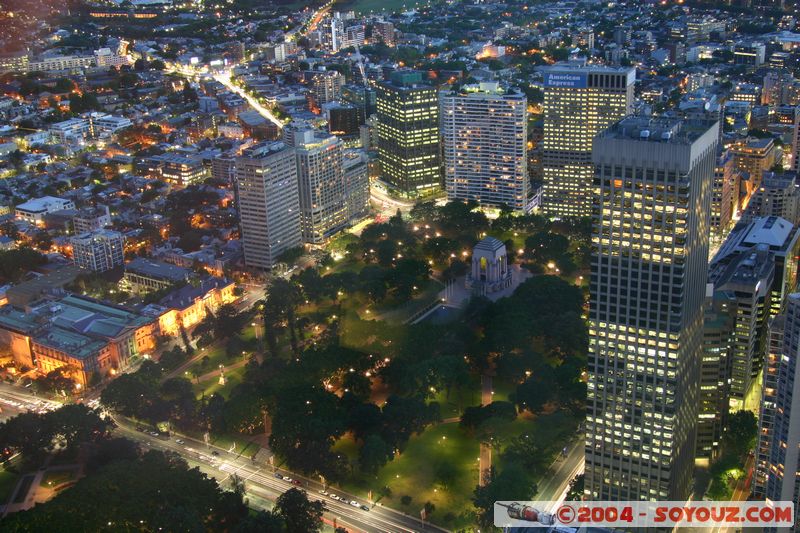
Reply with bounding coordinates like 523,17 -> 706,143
0,469 -> 20,504
192,364 -> 247,400
344,0 -> 423,15
40,468 -> 77,488
340,423 -> 480,529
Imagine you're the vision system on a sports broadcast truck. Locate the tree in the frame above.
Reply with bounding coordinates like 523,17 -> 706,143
4,450 -> 248,531
359,434 -> 394,474
100,372 -> 155,418
0,247 -> 47,283
473,467 -> 538,528
525,231 -> 569,264
274,488 -> 324,533
722,410 -> 758,459
511,367 -> 558,413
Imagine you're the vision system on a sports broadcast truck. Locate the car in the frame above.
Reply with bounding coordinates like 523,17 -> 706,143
175,439 -> 185,445
350,500 -> 360,507
292,479 -> 302,486
150,431 -> 159,437
211,450 -> 219,456
361,505 -> 370,511
274,473 -> 284,479
328,494 -> 339,500
318,489 -> 328,496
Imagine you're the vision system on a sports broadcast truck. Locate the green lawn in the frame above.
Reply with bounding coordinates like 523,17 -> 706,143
430,379 -> 480,420
192,364 -> 247,400
346,0 -> 422,15
0,469 -> 20,504
373,278 -> 444,324
40,468 -> 77,488
339,423 -> 480,529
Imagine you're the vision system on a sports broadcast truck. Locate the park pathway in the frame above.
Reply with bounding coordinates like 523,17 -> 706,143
479,374 -> 493,486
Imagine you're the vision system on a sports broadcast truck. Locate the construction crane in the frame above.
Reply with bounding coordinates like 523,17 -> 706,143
353,43 -> 368,87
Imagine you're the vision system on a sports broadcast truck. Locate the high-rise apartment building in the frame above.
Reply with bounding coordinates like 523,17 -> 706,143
293,130 -> 366,244
309,70 -> 345,111
236,142 -> 302,269
710,149 -> 739,238
755,293 -> 800,531
699,288 -> 736,460
731,137 -> 778,201
741,172 -> 800,226
439,82 -> 528,211
714,216 -> 800,318
585,117 -> 719,501
708,245 -> 775,412
373,21 -> 396,47
71,229 -> 125,272
541,62 -> 635,217
376,71 -> 441,196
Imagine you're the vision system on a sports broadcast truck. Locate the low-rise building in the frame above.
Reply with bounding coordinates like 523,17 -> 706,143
122,258 -> 191,295
15,196 -> 76,226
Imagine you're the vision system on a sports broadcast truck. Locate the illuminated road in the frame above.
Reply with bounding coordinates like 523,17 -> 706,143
213,70 -> 284,130
112,417 -> 446,533
0,383 -> 446,533
537,437 -> 585,513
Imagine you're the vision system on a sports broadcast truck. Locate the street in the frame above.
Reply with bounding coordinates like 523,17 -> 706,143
537,437 -> 585,513
0,383 -> 445,533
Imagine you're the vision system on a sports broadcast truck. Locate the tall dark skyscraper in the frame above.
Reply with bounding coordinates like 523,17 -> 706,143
585,117 -> 719,501
376,71 -> 441,196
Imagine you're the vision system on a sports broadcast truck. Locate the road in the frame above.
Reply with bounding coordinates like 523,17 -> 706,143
0,384 -> 445,533
213,70 -> 284,129
537,437 -> 585,513
370,183 -> 416,219
116,417 -> 447,533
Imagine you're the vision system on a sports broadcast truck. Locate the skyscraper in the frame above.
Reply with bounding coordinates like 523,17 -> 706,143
294,130 -> 367,244
236,142 -> 302,269
376,71 -> 441,196
541,61 -> 634,217
755,293 -> 800,531
585,117 -> 719,501
439,82 -> 529,212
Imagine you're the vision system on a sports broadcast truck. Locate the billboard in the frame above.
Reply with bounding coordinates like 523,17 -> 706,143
544,71 -> 588,88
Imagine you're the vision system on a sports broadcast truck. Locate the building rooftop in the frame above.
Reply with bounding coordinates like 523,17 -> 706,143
157,277 -> 233,311
474,236 -> 505,253
713,216 -> 797,265
125,258 -> 190,282
600,116 -> 717,145
15,196 -> 71,213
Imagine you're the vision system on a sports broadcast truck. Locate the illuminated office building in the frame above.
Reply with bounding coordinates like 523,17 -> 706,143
585,117 -> 719,501
376,71 -> 441,195
439,82 -> 529,211
541,62 -> 634,217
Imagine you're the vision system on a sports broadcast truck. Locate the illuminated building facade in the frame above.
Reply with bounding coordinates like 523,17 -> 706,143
585,117 -> 719,501
376,71 -> 441,196
439,82 -> 529,212
236,142 -> 302,269
731,137 -> 778,200
541,62 -> 635,217
293,130 -> 351,244
710,149 -> 739,238
755,293 -> 800,531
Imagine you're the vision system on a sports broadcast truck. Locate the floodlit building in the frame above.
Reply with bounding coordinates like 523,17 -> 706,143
376,71 -> 441,196
466,237 -> 512,294
585,117 -> 719,501
439,82 -> 529,212
236,142 -> 302,269
541,61 -> 635,217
